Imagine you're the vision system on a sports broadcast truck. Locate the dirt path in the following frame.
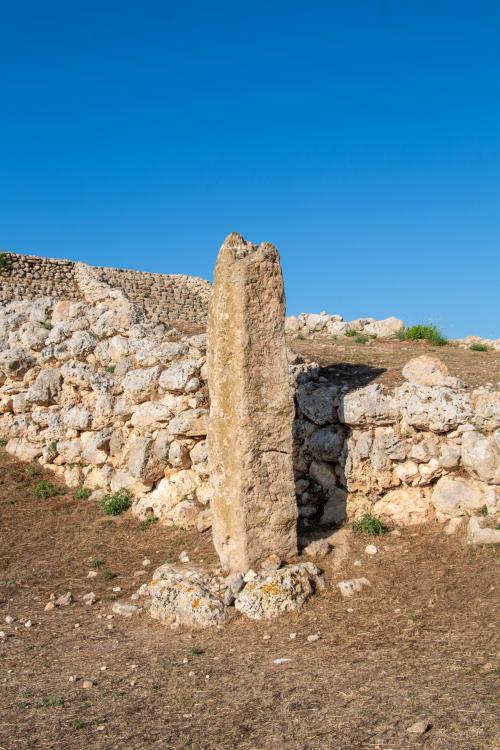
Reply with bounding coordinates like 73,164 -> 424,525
0,450 -> 499,750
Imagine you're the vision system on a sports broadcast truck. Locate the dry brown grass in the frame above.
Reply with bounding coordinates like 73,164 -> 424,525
0,450 -> 499,749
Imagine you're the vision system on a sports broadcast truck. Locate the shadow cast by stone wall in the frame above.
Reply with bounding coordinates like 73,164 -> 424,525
292,360 -> 386,543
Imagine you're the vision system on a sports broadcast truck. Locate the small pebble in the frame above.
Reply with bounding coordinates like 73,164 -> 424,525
44,602 -> 55,611
68,675 -> 78,683
82,679 -> 93,689
179,551 -> 190,563
24,620 -> 32,628
273,658 -> 291,664
406,719 -> 432,735
365,544 -> 378,555
307,634 -> 320,643
262,634 -> 271,641
112,587 -> 122,593
0,631 -> 6,639
87,571 -> 98,578
243,569 -> 257,582
142,559 -> 151,567
289,632 -> 297,640
5,616 -> 14,625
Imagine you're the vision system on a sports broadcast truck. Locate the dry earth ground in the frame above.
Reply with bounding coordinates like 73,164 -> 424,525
0,444 -> 499,750
290,336 -> 500,389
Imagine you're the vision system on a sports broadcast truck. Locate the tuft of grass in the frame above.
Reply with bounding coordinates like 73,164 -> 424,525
407,611 -> 419,622
295,333 -> 306,341
40,694 -> 64,708
41,320 -> 53,330
396,324 -> 447,346
351,512 -> 389,536
100,569 -> 115,582
187,646 -> 204,656
33,481 -> 60,499
25,465 -> 41,478
15,700 -> 29,710
71,719 -> 85,730
479,505 -> 489,517
74,486 -> 91,501
354,334 -> 369,344
469,342 -> 488,352
106,364 -> 116,374
90,558 -> 104,569
345,328 -> 357,337
0,436 -> 7,448
0,253 -> 8,273
139,515 -> 158,531
100,489 -> 132,516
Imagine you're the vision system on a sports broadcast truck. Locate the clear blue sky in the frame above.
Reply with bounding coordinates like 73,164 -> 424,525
1,1 -> 499,338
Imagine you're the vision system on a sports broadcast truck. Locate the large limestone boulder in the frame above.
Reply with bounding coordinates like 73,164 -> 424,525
159,359 -> 198,392
471,388 -> 500,431
308,424 -> 345,461
0,348 -> 36,379
467,517 -> 500,545
431,476 -> 487,517
402,355 -> 449,386
168,408 -> 208,437
396,384 -> 472,433
26,368 -> 62,406
373,487 -> 432,525
122,366 -> 161,403
461,430 -> 500,484
364,317 -> 403,338
296,382 -> 339,425
146,563 -> 228,628
339,384 -> 398,427
132,469 -> 201,524
207,233 -> 297,573
234,563 -> 323,620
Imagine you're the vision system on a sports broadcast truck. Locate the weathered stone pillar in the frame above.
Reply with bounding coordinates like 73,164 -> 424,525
207,232 -> 298,573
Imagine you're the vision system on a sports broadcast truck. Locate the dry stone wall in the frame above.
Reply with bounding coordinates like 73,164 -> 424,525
291,354 -> 500,530
0,252 -> 210,325
0,252 -> 498,548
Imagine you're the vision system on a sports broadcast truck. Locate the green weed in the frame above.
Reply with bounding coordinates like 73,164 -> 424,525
74,486 -> 91,501
396,324 -> 447,346
33,481 -> 60,499
351,512 -> 389,536
100,489 -> 132,516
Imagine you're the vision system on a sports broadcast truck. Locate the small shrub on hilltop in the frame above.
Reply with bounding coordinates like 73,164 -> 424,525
0,253 -> 8,273
354,334 -> 369,344
351,512 -> 389,536
33,481 -> 60,499
100,569 -> 115,581
469,342 -> 488,352
345,328 -> 357,337
396,324 -> 447,346
100,489 -> 132,516
0,436 -> 7,448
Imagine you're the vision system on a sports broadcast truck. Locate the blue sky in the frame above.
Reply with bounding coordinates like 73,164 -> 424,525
1,1 -> 499,338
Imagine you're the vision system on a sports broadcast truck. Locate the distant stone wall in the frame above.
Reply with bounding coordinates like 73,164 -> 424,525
0,252 -> 210,324
0,253 -> 80,302
96,266 -> 210,324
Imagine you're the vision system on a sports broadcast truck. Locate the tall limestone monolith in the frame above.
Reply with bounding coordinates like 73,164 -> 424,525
207,232 -> 298,573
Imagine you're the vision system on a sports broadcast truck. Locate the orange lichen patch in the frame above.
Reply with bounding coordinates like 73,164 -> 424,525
192,598 -> 201,609
259,581 -> 283,597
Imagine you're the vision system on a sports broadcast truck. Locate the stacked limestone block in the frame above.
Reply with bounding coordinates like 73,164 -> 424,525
291,354 -> 500,528
0,276 -> 211,531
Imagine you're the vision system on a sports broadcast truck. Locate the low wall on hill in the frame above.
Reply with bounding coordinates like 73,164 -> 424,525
0,252 -> 210,324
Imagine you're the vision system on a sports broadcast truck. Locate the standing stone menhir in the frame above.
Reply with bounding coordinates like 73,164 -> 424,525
207,232 -> 298,573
